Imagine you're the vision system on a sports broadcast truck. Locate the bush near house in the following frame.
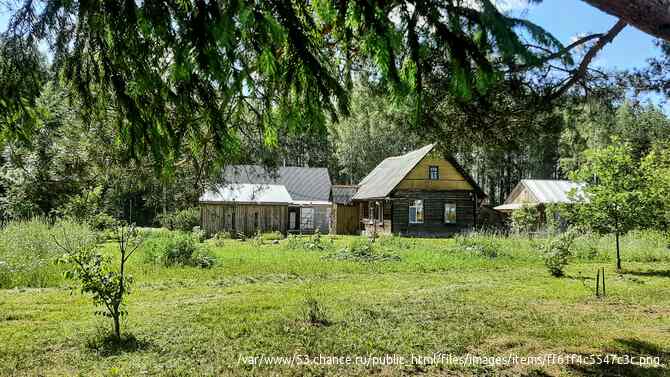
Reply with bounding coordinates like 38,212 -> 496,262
141,231 -> 217,268
156,208 -> 200,231
510,204 -> 541,234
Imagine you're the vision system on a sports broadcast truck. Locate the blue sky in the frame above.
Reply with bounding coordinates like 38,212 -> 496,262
508,0 -> 661,71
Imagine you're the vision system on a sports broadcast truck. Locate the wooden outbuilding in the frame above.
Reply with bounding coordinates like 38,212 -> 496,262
199,165 -> 332,235
200,184 -> 291,235
494,179 -> 585,214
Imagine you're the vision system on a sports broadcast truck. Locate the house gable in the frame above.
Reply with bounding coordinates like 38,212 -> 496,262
507,184 -> 539,205
395,150 -> 473,191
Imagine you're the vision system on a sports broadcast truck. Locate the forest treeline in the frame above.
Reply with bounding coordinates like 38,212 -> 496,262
2,77 -> 669,226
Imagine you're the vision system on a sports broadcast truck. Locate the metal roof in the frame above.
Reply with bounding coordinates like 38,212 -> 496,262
353,144 -> 434,200
332,185 -> 358,204
493,203 -> 537,212
352,144 -> 486,200
199,184 -> 292,204
521,179 -> 586,204
221,165 -> 331,202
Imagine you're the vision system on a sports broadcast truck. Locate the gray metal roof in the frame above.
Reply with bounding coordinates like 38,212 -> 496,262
332,185 -> 358,204
519,179 -> 585,204
352,144 -> 434,200
199,184 -> 292,204
221,165 -> 331,201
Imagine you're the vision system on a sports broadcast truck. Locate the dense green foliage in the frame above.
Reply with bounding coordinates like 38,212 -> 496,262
510,204 -> 540,235
142,230 -> 217,268
538,229 -> 577,277
2,0 -> 567,165
156,208 -> 200,232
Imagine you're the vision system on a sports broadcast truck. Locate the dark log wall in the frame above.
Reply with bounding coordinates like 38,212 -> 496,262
391,190 -> 476,236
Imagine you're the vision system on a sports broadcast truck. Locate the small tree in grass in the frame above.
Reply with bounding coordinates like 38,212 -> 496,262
570,143 -> 645,271
55,221 -> 143,339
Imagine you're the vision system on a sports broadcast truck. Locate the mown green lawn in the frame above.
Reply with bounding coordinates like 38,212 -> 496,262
1,234 -> 669,376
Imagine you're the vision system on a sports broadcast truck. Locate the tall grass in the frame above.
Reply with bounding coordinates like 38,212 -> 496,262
1,221 -> 668,289
0,218 -> 64,288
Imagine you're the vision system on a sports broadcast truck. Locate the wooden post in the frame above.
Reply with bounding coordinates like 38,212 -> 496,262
596,268 -> 601,297
602,268 -> 606,296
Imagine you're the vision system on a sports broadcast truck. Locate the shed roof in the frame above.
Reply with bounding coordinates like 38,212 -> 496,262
332,185 -> 358,205
352,144 -> 486,200
222,165 -> 331,202
199,184 -> 292,204
494,179 -> 586,211
520,179 -> 585,204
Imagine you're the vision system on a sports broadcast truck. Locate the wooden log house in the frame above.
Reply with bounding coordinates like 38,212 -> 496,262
352,144 -> 487,237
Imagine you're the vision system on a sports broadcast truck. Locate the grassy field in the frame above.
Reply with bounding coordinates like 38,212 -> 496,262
1,230 -> 669,376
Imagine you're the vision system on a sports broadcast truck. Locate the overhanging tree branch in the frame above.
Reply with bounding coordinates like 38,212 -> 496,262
512,33 -> 604,72
582,0 -> 670,42
546,19 -> 627,101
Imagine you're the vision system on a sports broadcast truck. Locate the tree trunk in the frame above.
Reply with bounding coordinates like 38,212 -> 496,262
615,231 -> 621,271
582,0 -> 670,42
113,310 -> 121,339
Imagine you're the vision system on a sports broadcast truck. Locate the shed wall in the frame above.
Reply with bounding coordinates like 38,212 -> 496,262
200,203 -> 287,235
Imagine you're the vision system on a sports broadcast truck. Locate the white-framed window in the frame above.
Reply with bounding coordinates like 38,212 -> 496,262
444,203 -> 457,224
409,200 -> 424,224
429,165 -> 439,180
301,207 -> 314,229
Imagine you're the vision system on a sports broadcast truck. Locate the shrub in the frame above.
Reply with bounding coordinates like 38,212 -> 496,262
162,234 -> 200,266
454,235 -> 500,259
325,238 -> 401,262
142,231 -> 216,268
192,226 -> 206,243
156,208 -> 200,231
56,186 -> 104,221
283,230 -> 332,251
538,230 -> 577,277
510,205 -> 540,235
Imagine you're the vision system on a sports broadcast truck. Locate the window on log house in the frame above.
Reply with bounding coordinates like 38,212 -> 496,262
409,200 -> 423,224
429,166 -> 439,180
444,203 -> 457,224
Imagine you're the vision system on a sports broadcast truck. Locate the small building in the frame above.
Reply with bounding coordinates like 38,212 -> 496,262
199,165 -> 332,235
330,185 -> 359,235
352,144 -> 486,237
199,183 -> 291,235
494,179 -> 585,214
